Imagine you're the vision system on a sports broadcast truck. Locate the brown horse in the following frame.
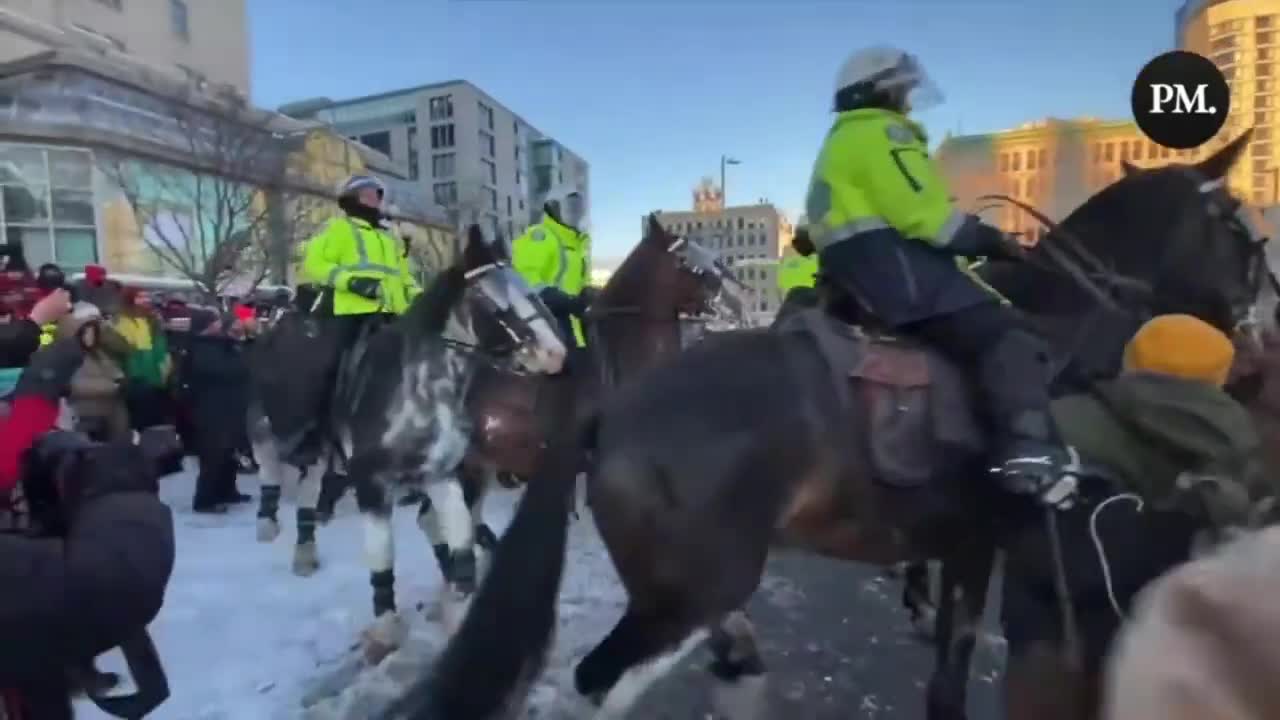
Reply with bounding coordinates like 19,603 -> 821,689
390,214 -> 741,635
385,135 -> 1269,720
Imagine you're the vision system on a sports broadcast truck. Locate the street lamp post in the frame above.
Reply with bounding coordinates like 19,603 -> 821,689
721,154 -> 741,206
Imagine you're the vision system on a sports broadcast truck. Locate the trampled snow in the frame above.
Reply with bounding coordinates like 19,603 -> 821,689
73,464 -> 628,720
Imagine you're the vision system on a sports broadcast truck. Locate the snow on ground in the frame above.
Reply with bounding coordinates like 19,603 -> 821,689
74,463 -> 629,720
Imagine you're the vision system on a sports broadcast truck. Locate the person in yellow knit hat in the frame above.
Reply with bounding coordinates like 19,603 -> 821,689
1049,314 -> 1273,530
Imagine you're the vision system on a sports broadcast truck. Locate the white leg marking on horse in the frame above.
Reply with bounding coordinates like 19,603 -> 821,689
297,461 -> 324,509
595,629 -> 709,719
424,479 -> 473,550
362,512 -> 395,573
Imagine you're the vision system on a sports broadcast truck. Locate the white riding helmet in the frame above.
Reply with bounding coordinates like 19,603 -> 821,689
542,183 -> 586,229
833,46 -> 943,113
337,174 -> 386,200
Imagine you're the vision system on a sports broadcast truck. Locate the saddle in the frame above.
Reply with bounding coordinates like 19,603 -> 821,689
772,307 -> 985,488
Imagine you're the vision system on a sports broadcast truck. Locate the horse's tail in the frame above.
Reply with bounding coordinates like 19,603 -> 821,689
384,420 -> 586,719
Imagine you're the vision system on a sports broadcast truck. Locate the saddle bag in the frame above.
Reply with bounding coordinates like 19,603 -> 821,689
850,339 -> 985,488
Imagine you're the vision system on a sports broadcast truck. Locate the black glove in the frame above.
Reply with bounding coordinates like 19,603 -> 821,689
970,222 -> 1026,262
538,287 -> 578,315
346,276 -> 382,300
14,336 -> 85,402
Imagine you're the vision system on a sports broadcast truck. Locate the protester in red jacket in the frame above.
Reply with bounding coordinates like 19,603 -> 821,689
0,337 -> 176,720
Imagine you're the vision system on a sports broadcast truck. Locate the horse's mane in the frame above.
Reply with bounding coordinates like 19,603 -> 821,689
399,266 -> 468,340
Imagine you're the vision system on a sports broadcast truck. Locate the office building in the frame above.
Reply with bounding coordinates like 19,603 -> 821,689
1178,0 -> 1280,204
0,0 -> 250,96
650,178 -> 793,324
280,80 -> 591,249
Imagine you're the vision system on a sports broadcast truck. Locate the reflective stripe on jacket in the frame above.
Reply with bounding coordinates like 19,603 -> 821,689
804,107 -> 1005,302
512,216 -> 590,346
301,216 -> 420,316
778,253 -> 819,294
38,324 -> 54,347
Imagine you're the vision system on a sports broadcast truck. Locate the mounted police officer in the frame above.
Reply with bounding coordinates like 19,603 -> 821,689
512,183 -> 594,372
302,175 -> 421,348
776,226 -> 820,321
804,45 -> 1069,504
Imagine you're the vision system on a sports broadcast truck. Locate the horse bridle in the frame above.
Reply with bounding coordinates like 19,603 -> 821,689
453,262 -> 557,372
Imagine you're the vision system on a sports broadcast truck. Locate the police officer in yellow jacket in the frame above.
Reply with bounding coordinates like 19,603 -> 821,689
776,226 -> 820,321
511,184 -> 594,368
302,174 -> 420,350
805,46 -> 1070,504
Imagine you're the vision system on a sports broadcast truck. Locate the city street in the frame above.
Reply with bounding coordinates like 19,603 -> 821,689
610,552 -> 1007,720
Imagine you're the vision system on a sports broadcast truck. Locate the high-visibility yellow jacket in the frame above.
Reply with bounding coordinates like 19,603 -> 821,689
301,216 -> 420,315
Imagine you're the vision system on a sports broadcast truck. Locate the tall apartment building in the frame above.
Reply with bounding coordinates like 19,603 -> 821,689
650,178 -> 793,324
0,0 -> 250,95
280,80 -> 591,248
935,117 -> 1204,240
1178,0 -> 1280,205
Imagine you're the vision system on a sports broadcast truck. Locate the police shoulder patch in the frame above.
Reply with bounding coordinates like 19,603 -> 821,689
885,123 -> 915,144
531,228 -> 546,241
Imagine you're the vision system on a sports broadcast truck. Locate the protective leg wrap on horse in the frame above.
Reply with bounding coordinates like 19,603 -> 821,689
291,463 -> 325,576
394,416 -> 581,720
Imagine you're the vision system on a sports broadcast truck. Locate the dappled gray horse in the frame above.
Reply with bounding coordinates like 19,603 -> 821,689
247,225 -> 567,655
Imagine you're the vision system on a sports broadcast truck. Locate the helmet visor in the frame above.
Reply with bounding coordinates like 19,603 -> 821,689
884,54 -> 944,113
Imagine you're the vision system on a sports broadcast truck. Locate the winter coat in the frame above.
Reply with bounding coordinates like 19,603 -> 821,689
1051,371 -> 1272,529
179,331 -> 249,432
113,312 -> 172,389
55,315 -> 130,442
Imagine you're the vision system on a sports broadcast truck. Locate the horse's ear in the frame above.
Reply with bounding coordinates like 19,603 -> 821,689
645,213 -> 665,243
1120,160 -> 1139,177
462,224 -> 495,271
1196,129 -> 1254,180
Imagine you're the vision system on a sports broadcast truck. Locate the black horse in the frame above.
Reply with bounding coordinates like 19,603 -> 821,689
384,133 -> 1267,720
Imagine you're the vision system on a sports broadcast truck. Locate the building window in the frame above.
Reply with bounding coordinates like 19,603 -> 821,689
1120,142 -> 1129,161
1260,31 -> 1276,46
0,145 -> 98,268
1011,152 -> 1021,172
1215,50 -> 1237,67
1261,15 -> 1276,29
1258,111 -> 1274,126
1261,95 -> 1275,109
407,127 -> 419,180
1104,143 -> 1114,162
480,130 -> 495,158
169,0 -> 190,41
478,102 -> 494,130
1254,142 -> 1272,157
1161,146 -> 1171,159
430,124 -> 455,149
1211,34 -> 1238,52
431,153 -> 455,177
358,130 -> 391,158
1261,64 -> 1275,78
432,182 -> 458,206
483,187 -> 497,211
506,195 -> 512,215
428,96 -> 453,121
1026,149 -> 1037,171
482,159 -> 496,185
1038,148 -> 1047,168
1263,47 -> 1275,61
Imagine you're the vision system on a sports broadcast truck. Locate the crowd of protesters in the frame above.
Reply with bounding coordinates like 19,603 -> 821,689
0,257 -> 290,514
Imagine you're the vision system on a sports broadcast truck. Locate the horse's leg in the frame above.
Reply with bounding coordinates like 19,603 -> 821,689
421,476 -> 478,636
574,607 -> 708,719
926,545 -> 997,720
290,460 -> 325,577
464,467 -> 497,577
250,411 -> 290,543
707,609 -> 768,720
353,470 -> 409,663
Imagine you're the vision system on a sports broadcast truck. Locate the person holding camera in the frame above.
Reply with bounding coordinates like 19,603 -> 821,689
0,336 -> 176,720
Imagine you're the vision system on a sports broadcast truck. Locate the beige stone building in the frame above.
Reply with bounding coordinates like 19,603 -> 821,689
0,0 -> 249,96
935,117 -> 1207,242
650,178 -> 793,323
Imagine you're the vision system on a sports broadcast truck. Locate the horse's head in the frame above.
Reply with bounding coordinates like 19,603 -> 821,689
458,225 -> 567,375
1110,131 -> 1270,334
597,213 -> 739,322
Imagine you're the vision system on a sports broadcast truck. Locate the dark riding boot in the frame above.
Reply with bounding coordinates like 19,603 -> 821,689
974,329 -> 1072,503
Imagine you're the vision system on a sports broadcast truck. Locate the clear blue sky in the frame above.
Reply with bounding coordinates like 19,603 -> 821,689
249,0 -> 1183,263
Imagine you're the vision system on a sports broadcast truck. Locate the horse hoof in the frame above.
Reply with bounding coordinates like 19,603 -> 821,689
256,517 -> 280,543
360,612 -> 408,665
292,542 -> 320,576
